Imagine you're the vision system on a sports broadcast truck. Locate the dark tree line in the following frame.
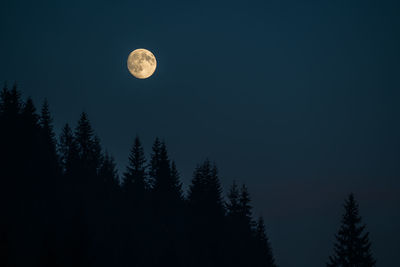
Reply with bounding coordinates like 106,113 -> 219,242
0,84 -> 277,267
0,85 -> 377,267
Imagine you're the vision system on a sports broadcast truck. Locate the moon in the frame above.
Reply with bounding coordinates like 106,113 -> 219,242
127,48 -> 157,79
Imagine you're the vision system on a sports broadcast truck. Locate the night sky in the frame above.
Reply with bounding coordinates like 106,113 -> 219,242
1,0 -> 400,266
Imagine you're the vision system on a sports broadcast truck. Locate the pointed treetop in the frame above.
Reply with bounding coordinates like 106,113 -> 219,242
327,193 -> 376,267
100,152 -> 119,187
226,180 -> 240,216
40,99 -> 56,147
255,216 -> 277,267
22,97 -> 39,126
123,135 -> 147,193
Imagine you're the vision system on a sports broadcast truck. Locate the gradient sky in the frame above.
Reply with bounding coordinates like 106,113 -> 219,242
1,0 -> 400,266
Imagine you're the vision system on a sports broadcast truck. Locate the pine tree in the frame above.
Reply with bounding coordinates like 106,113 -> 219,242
123,136 -> 147,198
2,83 -> 22,117
239,184 -> 254,232
75,112 -> 102,175
39,99 -> 57,160
226,181 -> 240,218
170,161 -> 183,200
100,152 -> 119,190
188,159 -> 224,216
149,137 -> 162,188
327,193 -> 376,267
188,160 -> 224,215
187,160 -> 225,267
255,217 -> 276,267
21,97 -> 39,128
59,124 -> 79,176
150,139 -> 182,202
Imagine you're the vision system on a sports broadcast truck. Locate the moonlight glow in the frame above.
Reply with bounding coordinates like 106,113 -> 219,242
127,48 -> 157,79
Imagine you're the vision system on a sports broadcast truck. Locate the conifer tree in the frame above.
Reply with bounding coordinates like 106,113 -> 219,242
150,139 -> 182,202
22,97 -> 39,128
100,152 -> 119,190
59,124 -> 79,176
327,193 -> 376,267
170,161 -> 183,200
40,99 -> 56,148
188,159 -> 224,215
187,160 -> 225,267
3,83 -> 22,117
149,137 -> 162,188
123,136 -> 147,198
226,181 -> 240,218
239,184 -> 254,231
255,216 -> 276,267
75,112 -> 102,175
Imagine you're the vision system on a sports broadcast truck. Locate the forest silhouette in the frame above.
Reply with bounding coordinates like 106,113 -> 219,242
0,84 -> 375,267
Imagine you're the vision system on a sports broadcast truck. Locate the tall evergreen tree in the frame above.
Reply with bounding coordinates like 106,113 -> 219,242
59,124 -> 79,176
327,193 -> 376,267
225,182 -> 257,267
21,97 -> 39,129
150,139 -> 182,202
39,99 -> 59,174
123,136 -> 147,198
255,217 -> 276,267
100,152 -> 119,191
40,99 -> 56,150
239,184 -> 254,232
188,159 -> 224,215
187,160 -> 225,267
170,161 -> 183,200
74,112 -> 102,176
1,83 -> 22,118
149,137 -> 161,188
226,180 -> 240,218
148,139 -> 184,267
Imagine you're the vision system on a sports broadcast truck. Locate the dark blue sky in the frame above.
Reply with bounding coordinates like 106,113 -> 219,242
1,0 -> 400,266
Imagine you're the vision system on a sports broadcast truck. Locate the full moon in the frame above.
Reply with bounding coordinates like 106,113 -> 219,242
127,48 -> 157,79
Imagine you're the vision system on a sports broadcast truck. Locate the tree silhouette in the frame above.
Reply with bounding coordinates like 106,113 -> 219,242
151,139 -> 183,202
123,136 -> 147,199
59,123 -> 79,176
327,193 -> 376,267
75,112 -> 102,175
187,159 -> 225,267
226,180 -> 240,218
40,99 -> 57,156
255,216 -> 276,267
0,85 -> 282,267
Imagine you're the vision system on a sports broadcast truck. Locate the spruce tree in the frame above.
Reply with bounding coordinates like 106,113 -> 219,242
170,161 -> 183,200
239,184 -> 254,232
150,139 -> 182,202
226,181 -> 240,218
187,160 -> 225,267
22,97 -> 39,129
327,193 -> 376,267
59,123 -> 79,176
149,137 -> 162,188
39,99 -> 59,174
100,152 -> 119,191
255,216 -> 276,267
40,99 -> 56,150
2,83 -> 22,117
75,112 -> 102,175
123,136 -> 147,198
188,159 -> 224,216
